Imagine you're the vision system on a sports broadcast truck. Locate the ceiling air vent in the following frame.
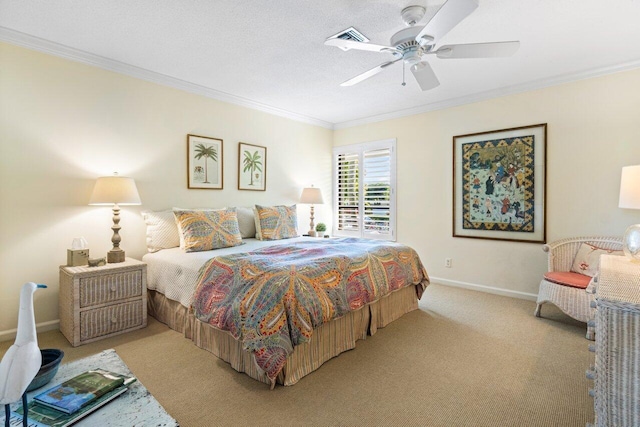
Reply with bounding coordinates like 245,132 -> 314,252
327,27 -> 369,51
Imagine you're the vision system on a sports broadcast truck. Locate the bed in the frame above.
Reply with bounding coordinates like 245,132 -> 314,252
142,207 -> 430,388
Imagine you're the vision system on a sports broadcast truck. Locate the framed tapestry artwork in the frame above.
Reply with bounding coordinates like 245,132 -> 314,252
187,134 -> 223,189
238,142 -> 266,191
453,123 -> 547,243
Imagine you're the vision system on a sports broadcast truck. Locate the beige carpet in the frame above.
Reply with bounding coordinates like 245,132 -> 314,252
0,284 -> 594,426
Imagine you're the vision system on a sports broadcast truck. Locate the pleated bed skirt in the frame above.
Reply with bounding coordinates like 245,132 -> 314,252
147,285 -> 419,386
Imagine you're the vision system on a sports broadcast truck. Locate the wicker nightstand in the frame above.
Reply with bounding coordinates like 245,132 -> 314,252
59,258 -> 147,347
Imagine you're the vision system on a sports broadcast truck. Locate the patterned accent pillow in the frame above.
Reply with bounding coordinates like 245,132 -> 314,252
570,243 -> 623,277
173,207 -> 225,249
141,210 -> 180,252
173,208 -> 243,252
254,204 -> 298,240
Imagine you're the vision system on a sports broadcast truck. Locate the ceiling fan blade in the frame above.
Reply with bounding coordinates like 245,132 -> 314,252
415,0 -> 478,44
410,61 -> 440,91
340,59 -> 401,87
436,41 -> 520,58
325,37 -> 399,53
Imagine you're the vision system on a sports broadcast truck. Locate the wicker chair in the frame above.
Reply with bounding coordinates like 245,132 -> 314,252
534,236 -> 623,340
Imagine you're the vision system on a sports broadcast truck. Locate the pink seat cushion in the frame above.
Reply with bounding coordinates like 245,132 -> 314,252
543,271 -> 591,289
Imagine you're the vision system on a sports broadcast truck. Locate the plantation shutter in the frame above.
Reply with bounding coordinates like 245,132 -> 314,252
333,139 -> 396,241
335,151 -> 361,236
363,147 -> 393,238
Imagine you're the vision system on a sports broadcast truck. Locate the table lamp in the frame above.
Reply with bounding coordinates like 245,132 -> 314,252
300,186 -> 324,237
89,173 -> 141,263
619,165 -> 640,262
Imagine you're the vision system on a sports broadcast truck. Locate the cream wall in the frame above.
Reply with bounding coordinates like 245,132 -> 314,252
0,43 -> 333,336
334,68 -> 640,298
2,40 -> 639,337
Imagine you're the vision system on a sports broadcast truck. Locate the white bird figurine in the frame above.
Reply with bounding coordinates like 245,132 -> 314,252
0,282 -> 46,427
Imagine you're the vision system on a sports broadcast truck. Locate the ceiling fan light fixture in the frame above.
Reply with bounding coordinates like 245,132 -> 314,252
411,61 -> 426,72
404,49 -> 423,66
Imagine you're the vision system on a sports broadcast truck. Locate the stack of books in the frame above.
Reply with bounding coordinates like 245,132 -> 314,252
6,368 -> 136,427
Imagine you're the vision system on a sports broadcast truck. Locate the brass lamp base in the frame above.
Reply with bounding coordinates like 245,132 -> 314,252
107,249 -> 125,263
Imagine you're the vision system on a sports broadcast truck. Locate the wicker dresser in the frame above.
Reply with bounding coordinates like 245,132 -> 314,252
59,258 -> 147,346
590,255 -> 640,426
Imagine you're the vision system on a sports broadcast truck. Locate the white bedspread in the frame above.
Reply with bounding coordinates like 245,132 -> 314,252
142,237 -> 312,308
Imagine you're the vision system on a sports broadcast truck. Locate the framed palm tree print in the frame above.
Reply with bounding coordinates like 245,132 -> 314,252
187,134 -> 223,189
238,142 -> 266,191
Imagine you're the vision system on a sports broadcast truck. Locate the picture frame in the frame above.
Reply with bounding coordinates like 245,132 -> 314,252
187,134 -> 223,189
453,123 -> 547,243
238,142 -> 266,191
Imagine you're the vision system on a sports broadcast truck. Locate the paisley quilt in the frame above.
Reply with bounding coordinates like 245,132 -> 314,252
191,237 -> 429,385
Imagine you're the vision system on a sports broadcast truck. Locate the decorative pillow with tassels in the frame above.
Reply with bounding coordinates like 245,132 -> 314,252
254,204 -> 298,240
173,208 -> 243,252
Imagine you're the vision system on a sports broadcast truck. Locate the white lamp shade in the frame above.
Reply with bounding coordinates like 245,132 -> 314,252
619,165 -> 640,209
300,187 -> 324,204
89,176 -> 141,206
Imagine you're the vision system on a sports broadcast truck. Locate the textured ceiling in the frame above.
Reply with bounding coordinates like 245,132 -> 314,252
1,0 -> 640,128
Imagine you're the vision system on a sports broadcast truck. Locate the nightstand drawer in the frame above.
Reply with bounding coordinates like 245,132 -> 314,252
80,300 -> 144,341
79,270 -> 142,307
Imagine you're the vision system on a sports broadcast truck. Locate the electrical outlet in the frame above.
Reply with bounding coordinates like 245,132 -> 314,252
445,258 -> 452,268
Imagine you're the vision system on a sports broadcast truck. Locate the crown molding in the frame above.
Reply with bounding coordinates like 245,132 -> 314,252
3,26 -> 640,132
334,59 -> 640,130
0,27 -> 334,130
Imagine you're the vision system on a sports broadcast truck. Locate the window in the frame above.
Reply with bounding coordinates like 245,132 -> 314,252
333,139 -> 396,241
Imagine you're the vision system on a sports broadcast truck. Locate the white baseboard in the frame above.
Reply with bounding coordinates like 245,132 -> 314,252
0,281 -> 535,342
0,319 -> 60,343
430,277 -> 538,301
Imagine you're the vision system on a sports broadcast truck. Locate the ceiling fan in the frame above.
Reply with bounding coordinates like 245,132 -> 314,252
324,0 -> 520,91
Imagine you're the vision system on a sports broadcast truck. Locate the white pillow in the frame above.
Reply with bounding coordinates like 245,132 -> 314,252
172,207 -> 225,249
141,210 -> 180,252
253,206 -> 262,240
236,207 -> 256,239
570,243 -> 623,277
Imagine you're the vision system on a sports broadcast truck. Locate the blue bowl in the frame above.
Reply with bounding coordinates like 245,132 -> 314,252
27,349 -> 64,391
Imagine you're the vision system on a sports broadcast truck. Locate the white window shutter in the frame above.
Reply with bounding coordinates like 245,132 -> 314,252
334,151 -> 361,237
333,139 -> 396,241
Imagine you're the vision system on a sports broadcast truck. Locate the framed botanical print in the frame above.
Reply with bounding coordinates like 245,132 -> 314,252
238,142 -> 266,191
187,134 -> 223,189
453,123 -> 547,243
